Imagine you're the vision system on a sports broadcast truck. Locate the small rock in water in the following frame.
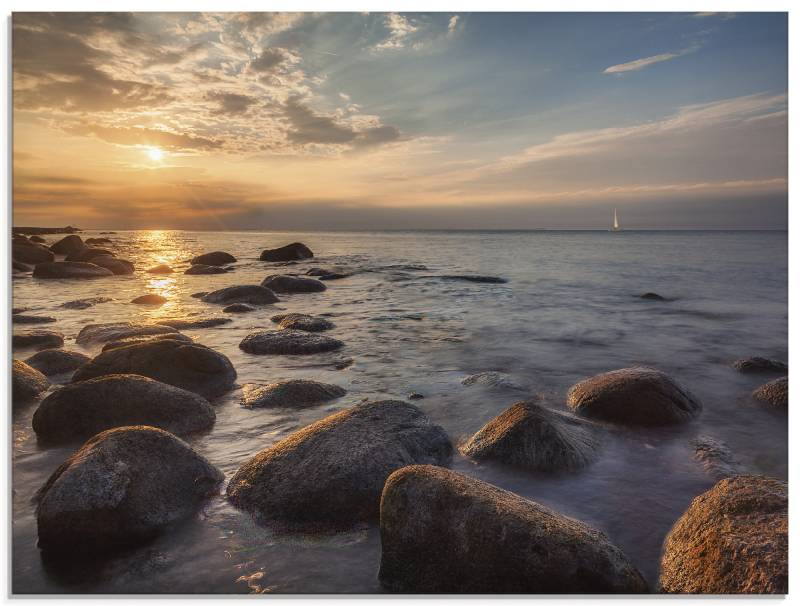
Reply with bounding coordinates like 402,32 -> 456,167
146,264 -> 174,274
33,261 -> 114,279
261,274 -> 327,293
91,256 -> 134,275
305,267 -> 336,276
224,303 -> 256,313
49,235 -> 85,255
242,379 -> 346,409
13,330 -> 64,351
271,313 -> 335,332
131,294 -> 168,305
239,330 -> 344,355
408,393 -> 425,400
61,296 -> 113,309
190,251 -> 236,266
201,285 -> 279,305
156,318 -> 231,329
190,292 -> 209,299
692,435 -> 745,480
29,235 -> 46,243
185,264 -> 227,275
102,333 -> 192,352
438,274 -> 508,284
751,376 -> 787,409
13,314 -> 57,324
24,349 -> 90,376
733,356 -> 787,374
318,273 -> 349,281
76,322 -> 178,345
84,237 -> 112,245
260,242 -> 314,262
640,292 -> 667,301
12,359 -> 50,403
461,371 -> 523,390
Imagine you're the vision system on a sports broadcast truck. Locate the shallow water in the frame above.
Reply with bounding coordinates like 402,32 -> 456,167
12,229 -> 787,594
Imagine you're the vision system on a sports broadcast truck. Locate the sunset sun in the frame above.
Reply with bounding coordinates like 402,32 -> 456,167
146,147 -> 164,162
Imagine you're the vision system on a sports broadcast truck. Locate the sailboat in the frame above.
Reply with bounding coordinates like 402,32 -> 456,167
610,208 -> 621,232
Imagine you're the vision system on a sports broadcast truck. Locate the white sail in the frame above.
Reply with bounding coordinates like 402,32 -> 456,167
613,208 -> 620,230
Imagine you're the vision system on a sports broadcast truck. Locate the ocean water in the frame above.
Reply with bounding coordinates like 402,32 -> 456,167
12,229 -> 788,594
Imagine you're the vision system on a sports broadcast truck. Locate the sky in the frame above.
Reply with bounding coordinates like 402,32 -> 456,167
12,12 -> 788,230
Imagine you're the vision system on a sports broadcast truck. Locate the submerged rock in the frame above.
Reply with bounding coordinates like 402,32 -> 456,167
25,349 -> 90,376
33,375 -> 216,444
461,371 -> 524,390
201,285 -> 279,305
692,435 -> 745,480
190,292 -> 209,299
13,359 -> 50,403
190,251 -> 236,266
60,296 -> 113,310
239,330 -> 344,355
223,303 -> 256,313
33,261 -> 113,279
35,426 -> 223,553
76,322 -> 178,345
102,333 -> 192,352
13,241 -> 55,264
131,294 -> 167,305
72,338 -> 237,399
90,256 -> 134,275
156,318 -> 232,329
227,400 -> 452,529
751,376 -> 787,409
146,264 -> 173,274
438,274 -> 508,284
13,330 -> 64,350
660,475 -> 787,594
84,237 -> 112,245
261,274 -> 327,293
260,242 -> 314,262
242,379 -> 346,409
66,248 -> 115,262
379,465 -> 648,593
318,273 -> 349,281
640,292 -> 667,301
733,357 -> 787,374
271,313 -> 335,332
185,264 -> 227,275
49,235 -> 85,256
29,235 -> 46,243
567,367 -> 701,425
13,314 -> 57,324
461,401 -> 601,472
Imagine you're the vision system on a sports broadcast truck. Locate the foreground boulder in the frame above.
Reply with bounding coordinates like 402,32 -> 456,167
751,376 -> 787,409
271,313 -> 334,332
190,251 -> 236,266
131,294 -> 167,305
36,426 -> 223,553
379,465 -> 648,593
76,322 -> 178,345
659,475 -> 787,594
260,242 -> 313,262
33,375 -> 216,444
242,379 -> 346,408
90,256 -> 134,275
33,261 -> 113,279
733,357 -> 787,374
567,367 -> 701,425
13,330 -> 64,350
239,330 -> 344,355
72,338 -> 236,399
102,333 -> 192,352
13,359 -> 50,403
13,241 -> 55,264
227,400 -> 452,529
461,401 -> 600,472
201,285 -> 279,305
49,235 -> 85,255
146,264 -> 173,274
25,349 -> 90,376
185,264 -> 227,275
261,275 -> 327,293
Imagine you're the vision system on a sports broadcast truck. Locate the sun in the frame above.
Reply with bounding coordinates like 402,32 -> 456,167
147,147 -> 164,161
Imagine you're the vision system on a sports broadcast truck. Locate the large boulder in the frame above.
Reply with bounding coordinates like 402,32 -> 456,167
35,426 -> 223,553
13,330 -> 64,350
379,465 -> 648,593
102,333 -> 192,352
659,476 -> 787,594
49,235 -> 85,255
242,379 -> 346,408
90,255 -> 134,275
261,275 -> 327,293
260,242 -> 313,262
190,251 -> 236,266
271,313 -> 334,332
76,322 -> 178,345
460,401 -> 601,472
567,367 -> 701,425
13,359 -> 50,403
201,285 -> 279,305
13,241 -> 55,264
185,264 -> 227,275
25,349 -> 90,376
239,330 -> 344,355
751,376 -> 788,409
72,338 -> 236,399
32,374 -> 216,444
65,247 -> 115,262
227,400 -> 452,530
33,261 -> 114,279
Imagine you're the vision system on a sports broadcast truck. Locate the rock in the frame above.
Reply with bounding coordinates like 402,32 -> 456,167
751,376 -> 787,409
190,251 -> 236,266
131,294 -> 167,305
567,367 -> 702,425
261,275 -> 327,293
35,426 -> 223,553
227,400 -> 452,529
733,357 -> 787,374
72,338 -> 236,399
29,235 -> 46,243
156,318 -> 232,329
13,314 -> 57,324
305,267 -> 335,276
271,313 -> 335,332
224,303 -> 255,313
12,307 -> 28,314
408,393 -> 425,400
84,237 -> 112,245
25,349 -> 91,376
201,285 -> 279,305
49,235 -> 85,255
32,375 -> 216,444
14,225 -> 80,235
260,242 -> 314,262
33,261 -> 114,279
640,292 -> 667,301
13,260 -> 33,273
318,273 -> 349,281
190,292 -> 208,298
13,330 -> 64,350
437,274 -> 508,284
76,322 -> 178,345
13,359 -> 50,403
461,401 -> 601,472
61,296 -> 113,310
378,465 -> 648,593
146,264 -> 173,274
461,371 -> 523,390
13,241 -> 56,264
102,334 -> 192,352
242,380 -> 346,409
239,330 -> 344,355
692,436 -> 744,480
66,247 -> 115,262
659,476 -> 787,594
90,256 -> 134,275
185,264 -> 227,275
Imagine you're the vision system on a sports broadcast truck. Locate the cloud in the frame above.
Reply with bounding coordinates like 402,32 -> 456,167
603,51 -> 685,74
67,124 -> 222,151
249,47 -> 292,72
375,13 -> 418,50
206,91 -> 258,115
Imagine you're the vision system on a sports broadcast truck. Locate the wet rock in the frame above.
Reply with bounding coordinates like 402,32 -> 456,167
461,371 -> 523,390
13,314 -> 57,324
13,359 -> 50,403
15,225 -> 80,235
90,256 -> 134,275
260,242 -> 314,262
692,435 -> 745,480
379,465 -> 648,593
146,264 -> 173,274
131,294 -> 167,305
190,292 -> 208,298
271,313 -> 335,332
66,248 -> 115,262
408,393 -> 425,400
227,400 -> 452,529
305,267 -> 335,276
29,235 -> 46,243
190,251 -> 236,266
13,260 -> 33,273
751,376 -> 787,409
12,307 -> 28,314
261,274 -> 327,293
84,237 -> 112,245
242,379 -> 346,409
72,338 -> 237,399
25,349 -> 91,376
49,235 -> 85,255
61,296 -> 113,310
438,274 -> 508,284
13,330 -> 64,350
318,273 -> 349,281
102,334 -> 192,352
156,318 -> 232,329
76,322 -> 178,345
733,357 -> 787,374
640,292 -> 667,301
240,330 -> 344,355
35,426 -> 223,553
659,476 -> 787,594
33,261 -> 114,279
13,241 -> 55,264
33,375 -> 216,445
567,367 -> 702,425
461,401 -> 601,472
224,303 -> 255,313
201,285 -> 279,305
185,264 -> 227,275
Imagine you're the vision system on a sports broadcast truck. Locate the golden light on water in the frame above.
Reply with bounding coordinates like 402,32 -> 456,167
134,230 -> 192,320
